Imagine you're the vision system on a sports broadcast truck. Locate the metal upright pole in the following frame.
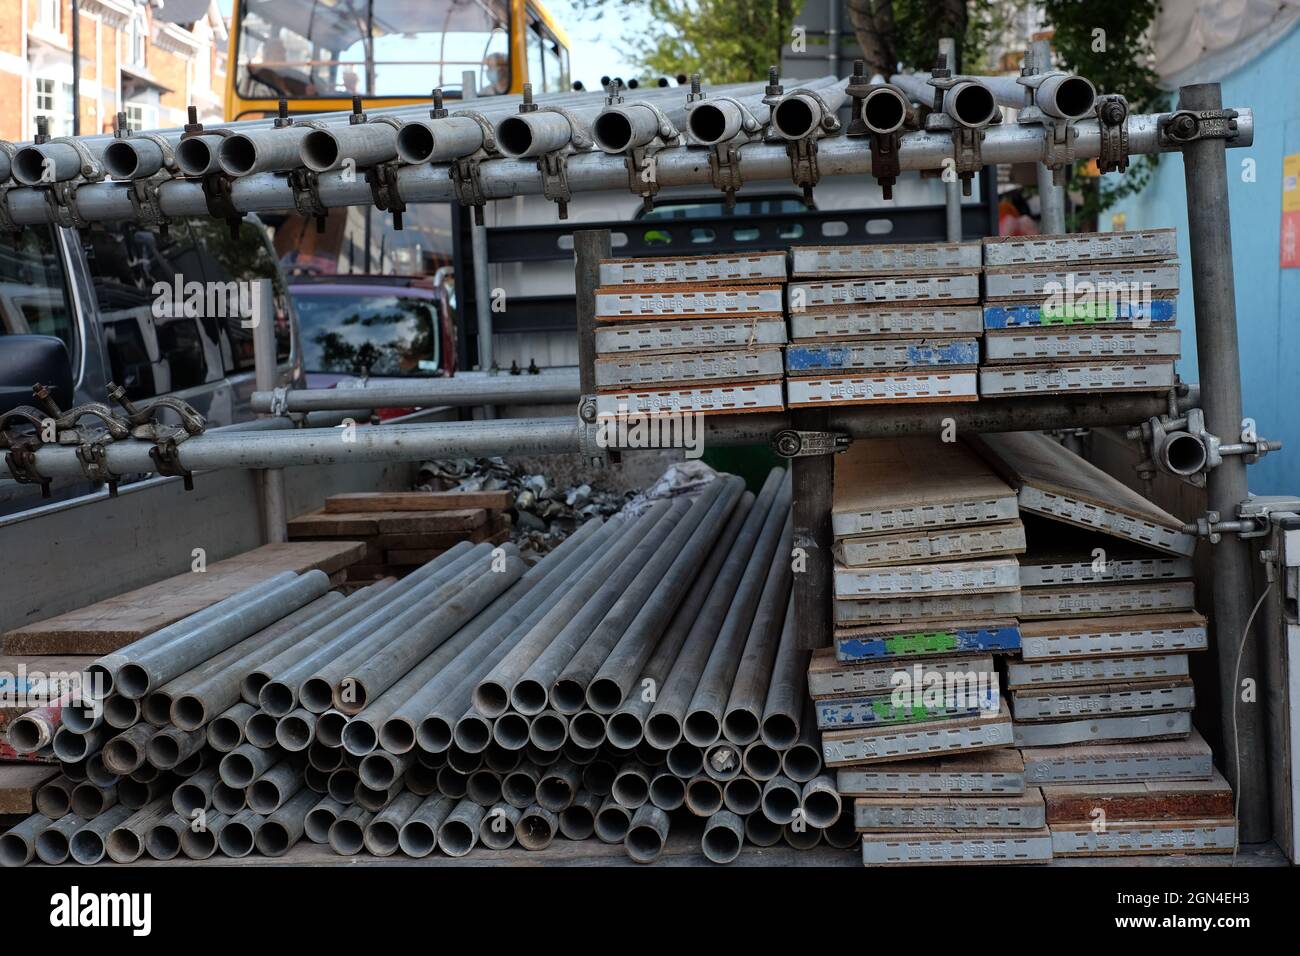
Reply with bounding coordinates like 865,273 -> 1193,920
939,38 -> 963,242
470,216 -> 496,418
252,279 -> 288,544
1033,39 -> 1067,235
574,229 -> 611,467
1178,82 -> 1266,841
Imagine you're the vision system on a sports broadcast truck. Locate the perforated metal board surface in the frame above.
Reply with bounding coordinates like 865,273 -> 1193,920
791,242 -> 983,277
1019,554 -> 1193,587
854,791 -> 1046,829
595,286 -> 784,319
821,703 -> 1014,766
1018,485 -> 1196,557
982,264 -> 1180,300
834,590 -> 1022,626
834,621 -> 1021,661
594,316 -> 788,355
598,252 -> 787,286
1021,734 -> 1214,785
815,690 -> 994,731
1019,614 -> 1208,660
593,348 -> 784,388
786,339 -> 980,373
860,828 -> 1053,865
1019,581 -> 1196,619
1006,654 -> 1190,689
831,494 -> 1019,539
1049,819 -> 1235,856
1011,680 -> 1195,721
834,557 -> 1022,598
1012,710 -> 1191,747
808,652 -> 995,698
983,329 -> 1181,362
983,298 -> 1176,330
790,274 -> 980,308
790,305 -> 983,340
837,521 -> 1026,568
979,362 -> 1176,397
787,371 -> 978,406
837,750 -> 1026,796
594,382 -> 784,417
981,230 -> 1178,267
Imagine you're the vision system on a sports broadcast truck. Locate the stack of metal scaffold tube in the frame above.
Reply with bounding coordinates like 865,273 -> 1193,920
0,60 -> 1252,229
0,469 -> 854,866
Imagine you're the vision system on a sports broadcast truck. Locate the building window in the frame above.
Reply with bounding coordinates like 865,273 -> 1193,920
124,102 -> 157,132
37,0 -> 60,31
33,77 -> 74,138
126,11 -> 147,68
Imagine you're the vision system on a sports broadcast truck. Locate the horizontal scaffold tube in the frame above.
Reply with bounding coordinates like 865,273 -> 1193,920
250,371 -> 580,413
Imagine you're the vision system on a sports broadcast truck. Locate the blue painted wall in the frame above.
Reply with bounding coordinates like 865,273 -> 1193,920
1108,25 -> 1300,495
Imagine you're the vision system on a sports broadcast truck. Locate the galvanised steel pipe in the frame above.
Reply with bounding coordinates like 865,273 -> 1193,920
397,794 -> 455,858
770,77 -> 849,140
485,743 -> 522,774
666,742 -> 704,779
890,72 -> 1000,128
361,790 -> 423,856
801,774 -> 841,829
0,813 -> 53,867
649,770 -> 685,811
208,702 -> 257,752
610,761 -> 651,809
252,371 -> 580,414
684,775 -> 723,817
760,774 -> 802,825
527,710 -> 568,751
106,797 -> 171,863
683,473 -> 790,746
743,740 -> 781,781
784,822 -> 822,850
219,741 -> 282,788
118,772 -> 177,810
144,812 -> 187,860
593,796 -> 631,843
173,749 -> 210,778
973,71 -> 1097,120
71,780 -> 117,818
722,515 -> 794,745
436,766 -> 469,799
512,501 -> 682,716
861,84 -> 913,135
466,769 -> 503,807
179,812 -> 228,860
308,741 -> 344,773
568,710 -> 607,749
502,764 -> 540,809
586,478 -> 743,715
478,802 -> 521,849
211,780 -> 246,815
783,699 -> 822,784
35,775 -> 74,818
68,804 -> 133,865
115,572 -> 331,699
559,790 -> 601,839
172,766 -> 219,817
10,142 -> 83,185
515,803 -> 558,850
686,88 -> 773,146
218,808 -> 265,857
625,803 -> 670,863
824,809 -> 859,850
359,751 -> 413,790
745,811 -> 782,848
536,759 -> 581,812
102,136 -> 168,181
301,121 -> 400,173
326,806 -> 372,856
326,767 -> 359,803
703,741 -> 742,782
105,696 -> 142,729
175,134 -> 225,176
701,809 -> 744,864
167,592 -> 346,730
304,795 -> 347,844
247,760 -> 304,814
438,798 -> 486,857
582,758 -> 617,797
723,776 -> 761,815
355,778 -> 404,813
60,697 -> 103,735
645,473 -> 781,750
146,726 -> 206,770
101,724 -> 157,775
760,600 -> 805,750
33,813 -> 83,865
276,708 -> 317,752
243,709 -> 280,749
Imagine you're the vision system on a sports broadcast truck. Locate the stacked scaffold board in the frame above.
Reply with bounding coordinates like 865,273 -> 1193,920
592,252 -> 788,418
784,243 -> 982,406
973,431 -> 1235,856
820,437 -> 1048,865
979,230 -> 1181,397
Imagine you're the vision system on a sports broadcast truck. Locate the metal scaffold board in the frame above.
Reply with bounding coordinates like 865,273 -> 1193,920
1042,770 -> 1233,824
1019,612 -> 1208,660
1049,819 -> 1236,857
594,286 -> 784,319
834,557 -> 1022,598
978,362 -> 1176,397
787,371 -> 978,406
789,274 -> 980,309
1012,710 -> 1192,747
834,621 -> 1020,662
983,329 -> 1181,362
832,437 -> 1018,538
836,520 -> 1026,569
982,263 -> 1180,300
791,241 -> 983,277
981,229 -> 1179,268
854,790 -> 1046,830
982,297 -> 1176,330
1010,679 -> 1195,722
593,347 -> 783,388
1019,553 -> 1194,588
594,382 -> 784,418
836,749 -> 1026,796
1006,653 -> 1190,689
814,690 -> 994,731
1020,732 -> 1215,785
834,589 -> 1022,626
785,339 -> 980,373
790,305 -> 983,340
594,316 -> 787,355
1018,580 -> 1196,619
808,650 -> 995,698
821,702 -> 1014,766
860,827 -> 1053,865
973,431 -> 1196,556
598,252 -> 787,286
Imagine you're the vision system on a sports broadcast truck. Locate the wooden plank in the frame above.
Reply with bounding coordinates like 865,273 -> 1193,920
323,491 -> 511,513
289,508 -> 488,538
0,541 -> 367,656
1042,770 -> 1233,823
387,529 -> 509,565
0,764 -> 59,814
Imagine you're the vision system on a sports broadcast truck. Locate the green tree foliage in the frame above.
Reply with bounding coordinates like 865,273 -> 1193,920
628,0 -> 802,83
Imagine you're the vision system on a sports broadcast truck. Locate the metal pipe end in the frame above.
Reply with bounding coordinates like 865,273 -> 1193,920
862,85 -> 910,135
687,102 -> 736,145
171,694 -> 207,732
176,137 -> 218,176
601,711 -> 639,750
377,717 -> 415,755
102,140 -> 145,180
395,122 -> 436,164
339,719 -> 377,757
6,715 -> 50,753
301,129 -> 342,172
217,135 -> 259,177
772,94 -> 820,140
947,81 -> 999,128
12,146 -> 58,186
592,109 -> 636,153
1039,74 -> 1097,120
495,116 -> 535,158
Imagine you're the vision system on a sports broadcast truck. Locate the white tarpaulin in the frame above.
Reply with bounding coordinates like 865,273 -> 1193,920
1155,0 -> 1300,87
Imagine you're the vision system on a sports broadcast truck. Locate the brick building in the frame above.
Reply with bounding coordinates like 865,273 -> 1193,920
0,0 -> 226,142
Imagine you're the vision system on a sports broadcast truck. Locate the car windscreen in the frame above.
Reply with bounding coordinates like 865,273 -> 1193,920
294,291 -> 437,376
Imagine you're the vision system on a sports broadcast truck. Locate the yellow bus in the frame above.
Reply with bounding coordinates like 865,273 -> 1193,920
226,0 -> 573,121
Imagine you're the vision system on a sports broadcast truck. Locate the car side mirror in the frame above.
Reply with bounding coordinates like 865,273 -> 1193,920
0,335 -> 75,416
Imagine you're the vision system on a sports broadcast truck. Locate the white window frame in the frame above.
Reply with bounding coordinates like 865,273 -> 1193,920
32,76 -> 74,139
37,0 -> 61,32
126,10 -> 148,68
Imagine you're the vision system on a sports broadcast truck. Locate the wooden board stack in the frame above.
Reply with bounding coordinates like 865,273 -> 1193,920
979,229 -> 1181,397
820,437 -> 1047,864
973,431 -> 1234,856
784,243 -> 982,407
287,490 -> 511,583
592,252 -> 788,418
